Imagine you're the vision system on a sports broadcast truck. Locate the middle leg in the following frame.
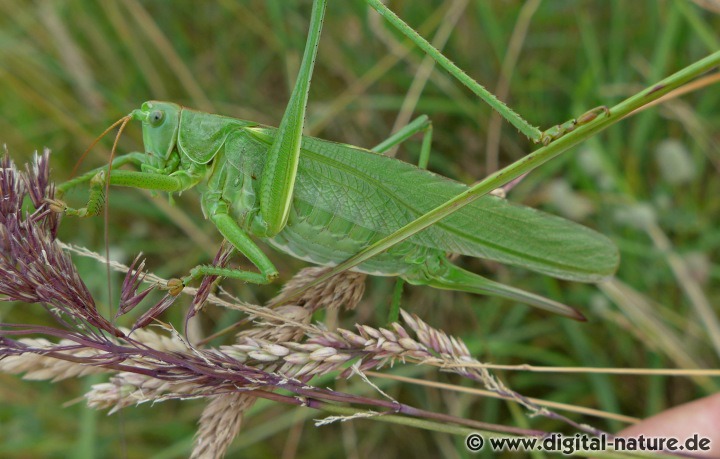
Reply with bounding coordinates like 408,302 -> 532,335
176,199 -> 279,292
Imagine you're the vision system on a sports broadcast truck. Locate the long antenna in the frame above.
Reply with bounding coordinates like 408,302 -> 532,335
70,116 -> 130,178
103,115 -> 133,320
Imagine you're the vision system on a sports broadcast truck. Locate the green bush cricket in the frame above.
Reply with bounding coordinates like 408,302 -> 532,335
51,0 -> 622,320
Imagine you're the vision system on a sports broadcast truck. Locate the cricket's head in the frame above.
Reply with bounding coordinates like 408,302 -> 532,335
131,101 -> 181,170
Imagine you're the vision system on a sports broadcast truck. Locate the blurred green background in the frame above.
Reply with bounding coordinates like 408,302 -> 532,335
1,0 -> 719,457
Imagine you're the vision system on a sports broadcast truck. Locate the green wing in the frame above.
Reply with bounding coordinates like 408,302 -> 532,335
247,127 -> 619,282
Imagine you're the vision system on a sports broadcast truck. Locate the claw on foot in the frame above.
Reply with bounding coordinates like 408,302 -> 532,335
576,105 -> 610,125
167,278 -> 185,296
538,105 -> 610,146
45,198 -> 68,213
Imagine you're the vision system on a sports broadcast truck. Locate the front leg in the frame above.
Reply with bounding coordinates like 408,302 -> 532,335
55,152 -> 145,197
51,168 -> 200,218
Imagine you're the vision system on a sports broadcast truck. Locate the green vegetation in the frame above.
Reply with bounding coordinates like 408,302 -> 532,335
0,1 -> 718,457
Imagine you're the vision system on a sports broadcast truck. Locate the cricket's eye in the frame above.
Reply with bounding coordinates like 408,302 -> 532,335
150,110 -> 164,126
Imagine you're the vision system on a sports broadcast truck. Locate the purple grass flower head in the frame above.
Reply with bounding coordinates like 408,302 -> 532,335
0,150 -> 123,337
130,293 -> 179,333
117,254 -> 154,318
0,152 -> 24,222
24,149 -> 60,236
186,240 -> 235,326
192,241 -> 235,310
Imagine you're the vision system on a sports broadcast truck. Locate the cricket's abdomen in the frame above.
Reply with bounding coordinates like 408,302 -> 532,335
265,199 -> 428,276
218,128 -> 436,276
